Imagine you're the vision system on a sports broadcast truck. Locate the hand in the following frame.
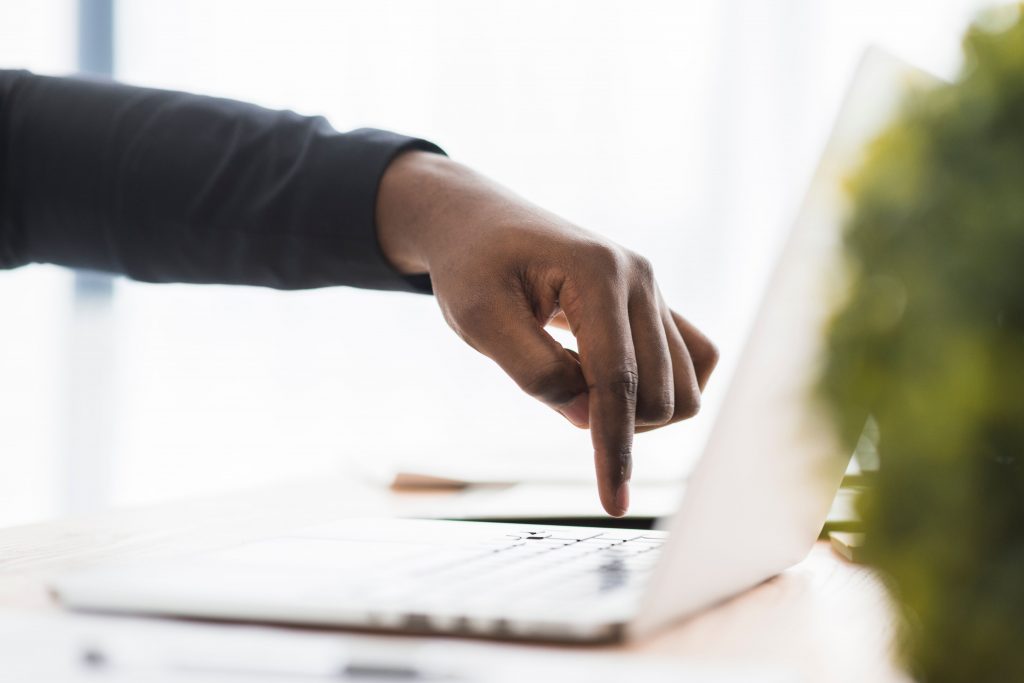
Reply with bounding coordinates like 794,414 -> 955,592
377,152 -> 718,516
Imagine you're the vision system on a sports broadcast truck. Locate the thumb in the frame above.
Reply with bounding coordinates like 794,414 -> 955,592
454,298 -> 589,426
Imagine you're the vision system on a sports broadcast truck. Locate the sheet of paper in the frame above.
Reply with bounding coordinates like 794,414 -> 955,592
414,481 -> 686,521
356,410 -> 715,489
0,610 -> 796,682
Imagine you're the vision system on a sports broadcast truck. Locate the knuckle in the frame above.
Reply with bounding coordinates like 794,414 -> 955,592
637,392 -> 675,425
628,251 -> 655,282
674,384 -> 702,421
599,369 -> 640,403
586,242 -> 626,278
703,341 -> 721,372
692,336 -> 720,374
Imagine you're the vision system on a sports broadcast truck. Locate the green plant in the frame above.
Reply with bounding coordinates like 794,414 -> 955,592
818,7 -> 1024,682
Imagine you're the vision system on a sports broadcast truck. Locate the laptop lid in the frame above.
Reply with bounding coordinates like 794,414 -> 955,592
630,48 -> 940,639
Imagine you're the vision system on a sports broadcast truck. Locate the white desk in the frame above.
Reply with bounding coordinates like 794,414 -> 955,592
0,476 -> 909,682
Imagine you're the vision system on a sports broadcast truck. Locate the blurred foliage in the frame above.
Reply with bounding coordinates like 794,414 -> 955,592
818,6 -> 1024,682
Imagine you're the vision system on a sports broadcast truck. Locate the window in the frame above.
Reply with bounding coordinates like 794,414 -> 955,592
0,0 -> 76,525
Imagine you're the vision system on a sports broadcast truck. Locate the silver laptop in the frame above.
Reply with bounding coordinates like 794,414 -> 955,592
52,49 -> 929,644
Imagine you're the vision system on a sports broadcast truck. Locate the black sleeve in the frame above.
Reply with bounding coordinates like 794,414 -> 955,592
0,69 -> 442,292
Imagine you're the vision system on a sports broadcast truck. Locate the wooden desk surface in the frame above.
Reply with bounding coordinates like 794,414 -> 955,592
0,477 -> 910,682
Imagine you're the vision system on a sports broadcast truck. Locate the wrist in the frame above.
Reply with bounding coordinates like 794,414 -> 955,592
376,150 -> 459,275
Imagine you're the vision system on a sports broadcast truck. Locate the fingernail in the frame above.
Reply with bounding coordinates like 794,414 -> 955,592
615,481 -> 630,515
559,393 -> 590,427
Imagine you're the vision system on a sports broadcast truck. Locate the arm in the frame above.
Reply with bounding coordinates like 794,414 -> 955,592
0,70 -> 718,516
0,69 -> 441,291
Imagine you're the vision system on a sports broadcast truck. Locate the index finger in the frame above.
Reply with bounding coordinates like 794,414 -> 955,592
566,283 -> 637,517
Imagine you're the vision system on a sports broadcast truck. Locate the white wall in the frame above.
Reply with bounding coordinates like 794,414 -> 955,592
0,0 -> 988,524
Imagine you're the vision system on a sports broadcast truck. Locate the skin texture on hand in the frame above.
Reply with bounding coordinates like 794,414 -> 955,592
377,151 -> 718,516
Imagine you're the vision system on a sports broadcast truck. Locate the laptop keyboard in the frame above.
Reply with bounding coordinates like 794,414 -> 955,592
359,527 -> 666,619
198,522 -> 668,639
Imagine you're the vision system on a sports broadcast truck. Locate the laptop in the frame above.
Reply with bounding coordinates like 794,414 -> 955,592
52,49 -> 930,644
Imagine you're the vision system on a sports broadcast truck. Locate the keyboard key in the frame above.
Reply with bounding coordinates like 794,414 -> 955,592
591,530 -> 645,541
345,527 -> 663,623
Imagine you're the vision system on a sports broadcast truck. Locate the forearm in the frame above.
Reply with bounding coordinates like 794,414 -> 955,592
0,70 -> 441,291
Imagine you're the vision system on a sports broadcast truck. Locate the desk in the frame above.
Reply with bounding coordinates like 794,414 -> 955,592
0,476 -> 909,682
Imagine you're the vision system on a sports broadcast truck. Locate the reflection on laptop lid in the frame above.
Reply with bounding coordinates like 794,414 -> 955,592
632,46 -> 941,638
